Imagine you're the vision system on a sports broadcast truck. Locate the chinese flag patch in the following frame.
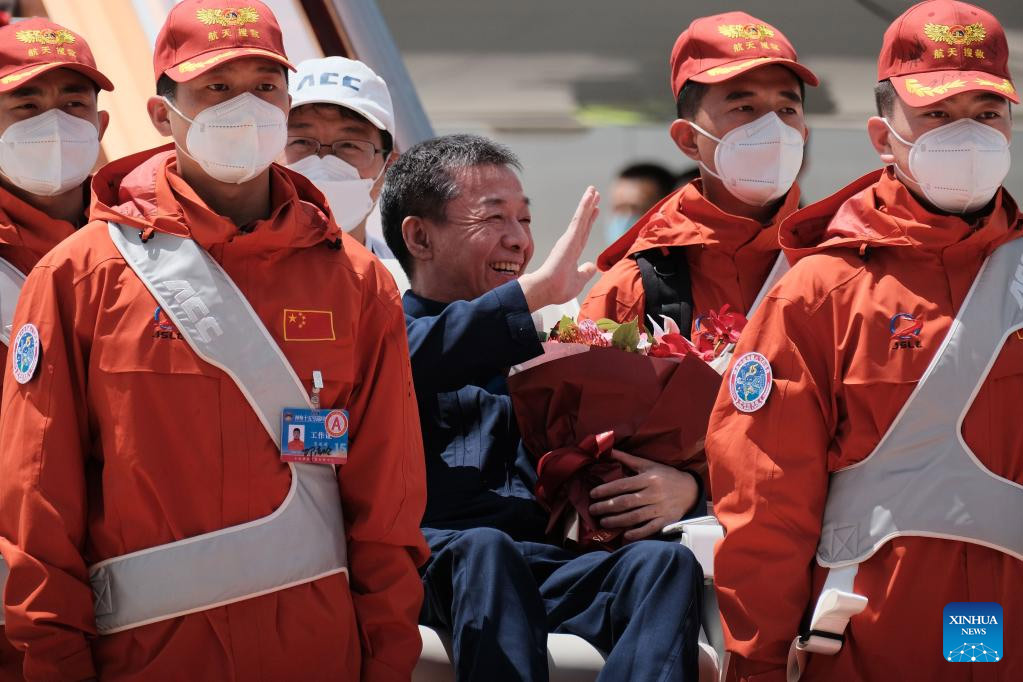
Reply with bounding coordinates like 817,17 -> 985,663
283,309 -> 335,341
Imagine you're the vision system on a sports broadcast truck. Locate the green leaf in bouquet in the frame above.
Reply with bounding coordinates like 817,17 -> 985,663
611,318 -> 640,352
595,318 -> 620,332
537,330 -> 549,342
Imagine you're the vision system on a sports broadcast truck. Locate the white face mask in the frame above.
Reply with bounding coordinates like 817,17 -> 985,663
688,112 -> 805,206
883,118 -> 1010,214
165,92 -> 287,184
0,109 -> 100,197
286,154 -> 382,232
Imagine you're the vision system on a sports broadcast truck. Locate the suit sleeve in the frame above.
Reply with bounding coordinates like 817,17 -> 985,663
341,281 -> 429,682
578,258 -> 647,328
705,291 -> 836,682
404,281 -> 541,395
0,263 -> 97,681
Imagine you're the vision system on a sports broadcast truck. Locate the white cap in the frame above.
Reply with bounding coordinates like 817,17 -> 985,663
289,57 -> 395,137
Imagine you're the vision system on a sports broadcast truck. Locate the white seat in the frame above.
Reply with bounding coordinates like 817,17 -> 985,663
414,515 -> 725,682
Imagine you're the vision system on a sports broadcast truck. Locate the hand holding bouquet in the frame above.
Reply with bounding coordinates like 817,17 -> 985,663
508,310 -> 745,550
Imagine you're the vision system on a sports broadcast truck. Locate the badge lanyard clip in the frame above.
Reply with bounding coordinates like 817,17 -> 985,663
311,370 -> 324,410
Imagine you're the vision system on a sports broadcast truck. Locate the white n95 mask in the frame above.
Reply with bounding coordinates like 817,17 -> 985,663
883,118 -> 1010,214
165,92 -> 287,184
0,109 -> 100,196
689,112 -> 805,206
286,154 -> 380,232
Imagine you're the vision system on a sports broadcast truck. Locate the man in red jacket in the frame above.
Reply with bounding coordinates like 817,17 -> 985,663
581,11 -> 817,335
0,18 -> 113,679
706,1 -> 1021,680
578,11 -> 817,532
0,2 -> 427,680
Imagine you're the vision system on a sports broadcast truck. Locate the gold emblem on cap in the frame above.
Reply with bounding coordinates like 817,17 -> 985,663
904,77 -> 967,97
196,7 -> 260,27
718,24 -> 775,40
923,23 -> 985,46
975,78 -> 1016,95
15,28 -> 76,46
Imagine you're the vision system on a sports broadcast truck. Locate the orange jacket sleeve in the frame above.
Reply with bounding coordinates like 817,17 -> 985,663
705,285 -> 835,682
341,278 -> 429,682
0,260 -> 98,681
579,258 -> 646,326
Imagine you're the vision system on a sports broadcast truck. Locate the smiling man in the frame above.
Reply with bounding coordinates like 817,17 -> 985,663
383,134 -> 704,682
706,1 -> 1022,680
0,1 -> 426,680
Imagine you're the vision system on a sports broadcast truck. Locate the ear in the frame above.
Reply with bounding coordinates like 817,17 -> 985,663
96,110 -> 110,141
669,119 -> 701,162
401,215 -> 433,264
867,116 -> 896,165
147,96 -> 174,137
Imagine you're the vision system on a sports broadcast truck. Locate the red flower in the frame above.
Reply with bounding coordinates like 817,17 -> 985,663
648,333 -> 717,362
694,304 -> 748,357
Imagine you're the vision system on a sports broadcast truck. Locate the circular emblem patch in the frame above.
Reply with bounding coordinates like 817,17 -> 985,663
11,323 -> 40,385
729,352 -> 772,413
324,409 -> 349,438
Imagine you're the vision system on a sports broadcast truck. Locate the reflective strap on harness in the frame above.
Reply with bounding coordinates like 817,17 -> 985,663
74,223 -> 349,635
0,257 -> 24,624
786,565 -> 866,681
709,254 -> 790,375
0,256 -> 26,347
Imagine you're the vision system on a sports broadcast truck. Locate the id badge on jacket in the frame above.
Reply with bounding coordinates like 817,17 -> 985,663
280,407 -> 349,465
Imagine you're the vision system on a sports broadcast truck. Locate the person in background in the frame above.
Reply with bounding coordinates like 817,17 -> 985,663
384,133 -> 704,682
284,56 -> 396,258
0,17 -> 113,680
0,2 -> 427,679
604,162 -> 677,244
707,1 -> 1022,679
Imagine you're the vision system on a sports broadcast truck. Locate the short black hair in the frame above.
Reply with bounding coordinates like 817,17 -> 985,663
381,134 -> 522,277
875,79 -> 897,117
290,102 -> 393,153
676,81 -> 710,120
617,162 -> 676,198
675,75 -> 807,119
157,73 -> 176,100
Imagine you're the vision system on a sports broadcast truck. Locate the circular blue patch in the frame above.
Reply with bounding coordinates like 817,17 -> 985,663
11,323 -> 40,385
729,352 -> 773,413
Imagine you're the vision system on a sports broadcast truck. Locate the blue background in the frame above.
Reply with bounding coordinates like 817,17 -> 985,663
943,602 -> 1003,663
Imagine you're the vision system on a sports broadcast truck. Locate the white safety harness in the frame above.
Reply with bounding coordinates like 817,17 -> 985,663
709,253 -> 789,374
786,237 -> 1023,680
0,256 -> 25,347
0,225 -> 349,633
0,257 -> 25,618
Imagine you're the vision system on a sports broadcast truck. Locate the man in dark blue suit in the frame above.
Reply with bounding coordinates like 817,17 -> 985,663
382,134 -> 704,682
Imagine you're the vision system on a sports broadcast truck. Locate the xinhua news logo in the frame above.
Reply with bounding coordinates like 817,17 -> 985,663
943,602 -> 1003,663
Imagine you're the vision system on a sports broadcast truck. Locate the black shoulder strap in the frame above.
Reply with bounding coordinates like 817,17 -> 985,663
635,247 -> 694,339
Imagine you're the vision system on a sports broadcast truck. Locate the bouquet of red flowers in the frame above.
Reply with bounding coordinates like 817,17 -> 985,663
508,310 -> 745,550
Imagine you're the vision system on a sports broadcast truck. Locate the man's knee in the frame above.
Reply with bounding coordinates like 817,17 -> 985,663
444,527 -> 524,569
618,540 -> 703,583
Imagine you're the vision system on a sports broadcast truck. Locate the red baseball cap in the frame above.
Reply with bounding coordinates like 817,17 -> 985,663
670,12 -> 818,98
879,0 -> 1018,105
154,0 -> 294,83
0,18 -> 113,93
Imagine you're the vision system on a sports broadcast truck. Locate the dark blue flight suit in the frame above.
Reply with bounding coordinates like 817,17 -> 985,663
405,281 -> 703,682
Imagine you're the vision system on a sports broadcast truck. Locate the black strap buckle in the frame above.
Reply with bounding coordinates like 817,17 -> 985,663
798,629 -> 845,646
